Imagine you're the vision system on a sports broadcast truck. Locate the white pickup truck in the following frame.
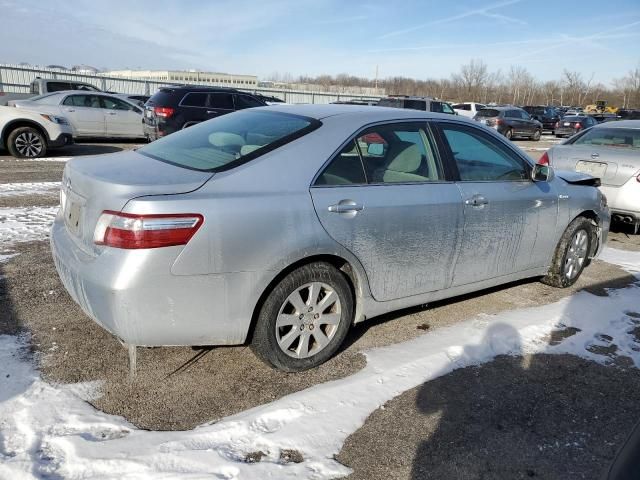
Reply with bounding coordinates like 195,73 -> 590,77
0,78 -> 103,106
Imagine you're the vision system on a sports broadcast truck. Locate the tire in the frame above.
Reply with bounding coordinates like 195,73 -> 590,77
251,262 -> 354,371
532,129 -> 541,141
6,126 -> 47,158
555,134 -> 563,138
541,216 -> 595,288
504,128 -> 513,140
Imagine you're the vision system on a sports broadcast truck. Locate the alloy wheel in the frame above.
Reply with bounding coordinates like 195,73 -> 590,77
14,132 -> 43,157
563,229 -> 588,280
275,282 -> 342,359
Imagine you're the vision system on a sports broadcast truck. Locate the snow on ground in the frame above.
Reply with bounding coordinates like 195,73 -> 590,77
0,248 -> 639,479
0,206 -> 59,246
0,182 -> 60,197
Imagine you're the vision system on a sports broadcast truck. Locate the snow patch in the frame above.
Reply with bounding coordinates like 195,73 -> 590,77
0,206 -> 58,246
0,182 -> 60,197
0,249 -> 639,478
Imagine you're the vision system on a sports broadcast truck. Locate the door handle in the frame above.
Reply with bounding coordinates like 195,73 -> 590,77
591,153 -> 599,159
464,195 -> 489,207
206,110 -> 218,114
328,200 -> 364,214
65,108 -> 75,112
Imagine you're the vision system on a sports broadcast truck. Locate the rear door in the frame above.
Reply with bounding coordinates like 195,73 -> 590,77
310,121 -> 464,301
101,96 -> 143,137
60,94 -> 105,136
178,92 -> 209,126
435,122 -> 559,284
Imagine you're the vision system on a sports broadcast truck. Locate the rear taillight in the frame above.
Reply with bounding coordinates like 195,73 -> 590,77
554,121 -> 559,128
94,211 -> 203,249
495,118 -> 502,125
153,106 -> 174,118
575,123 -> 582,130
538,152 -> 550,165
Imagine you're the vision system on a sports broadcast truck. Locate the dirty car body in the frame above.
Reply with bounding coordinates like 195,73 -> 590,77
50,105 -> 609,369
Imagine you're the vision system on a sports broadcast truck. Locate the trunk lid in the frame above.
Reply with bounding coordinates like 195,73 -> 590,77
61,149 -> 213,253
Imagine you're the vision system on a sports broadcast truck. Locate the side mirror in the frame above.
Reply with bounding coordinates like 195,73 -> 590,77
532,164 -> 554,182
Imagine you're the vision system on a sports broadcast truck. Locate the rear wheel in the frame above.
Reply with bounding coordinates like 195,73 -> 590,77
7,126 -> 47,158
541,216 -> 594,288
531,129 -> 541,141
504,128 -> 513,140
251,262 -> 353,371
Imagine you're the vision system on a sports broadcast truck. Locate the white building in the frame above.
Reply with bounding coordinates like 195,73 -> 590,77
103,70 -> 258,88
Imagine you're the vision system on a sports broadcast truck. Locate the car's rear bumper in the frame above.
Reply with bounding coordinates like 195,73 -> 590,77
50,215 -> 254,346
555,127 -> 577,137
600,180 -> 640,220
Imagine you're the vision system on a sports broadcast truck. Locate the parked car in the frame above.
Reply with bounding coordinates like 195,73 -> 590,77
564,107 -> 584,116
523,106 -> 561,133
51,105 -> 609,371
474,106 -> 543,140
10,91 -> 144,139
377,96 -> 456,114
452,102 -> 487,118
0,105 -> 73,158
554,115 -> 598,138
142,86 -> 267,141
0,77 -> 102,106
617,109 -> 640,120
544,120 -> 639,233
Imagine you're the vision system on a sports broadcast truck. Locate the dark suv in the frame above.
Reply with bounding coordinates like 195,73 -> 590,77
143,86 -> 267,140
522,106 -> 560,133
377,96 -> 456,114
474,107 -> 542,140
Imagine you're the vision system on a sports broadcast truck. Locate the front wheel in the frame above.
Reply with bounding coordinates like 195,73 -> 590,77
7,126 -> 47,158
541,216 -> 594,288
504,128 -> 513,140
251,262 -> 353,371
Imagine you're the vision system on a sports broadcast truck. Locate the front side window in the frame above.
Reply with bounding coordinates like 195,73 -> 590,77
317,123 -> 443,185
441,124 -> 529,181
572,128 -> 640,149
234,94 -> 264,109
209,93 -> 234,109
138,110 -> 319,171
100,97 -> 133,110
441,103 -> 455,114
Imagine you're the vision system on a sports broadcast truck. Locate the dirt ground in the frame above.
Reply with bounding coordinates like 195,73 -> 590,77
1,137 -> 640,476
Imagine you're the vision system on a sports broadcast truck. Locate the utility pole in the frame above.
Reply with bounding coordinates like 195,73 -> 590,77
375,64 -> 379,92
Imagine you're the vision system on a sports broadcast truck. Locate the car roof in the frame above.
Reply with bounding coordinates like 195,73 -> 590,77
261,103 -> 475,122
594,120 -> 640,129
159,85 -> 240,93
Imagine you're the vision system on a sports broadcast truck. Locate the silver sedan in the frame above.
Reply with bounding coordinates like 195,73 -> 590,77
51,105 -> 610,371
545,120 -> 640,234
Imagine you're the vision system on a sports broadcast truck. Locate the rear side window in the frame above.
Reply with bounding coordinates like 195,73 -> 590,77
138,110 -> 319,171
316,140 -> 366,185
209,93 -> 234,109
181,92 -> 208,107
405,100 -> 426,111
572,128 -> 640,149
377,98 -> 404,108
475,109 -> 499,118
62,95 -> 101,108
453,104 -> 471,110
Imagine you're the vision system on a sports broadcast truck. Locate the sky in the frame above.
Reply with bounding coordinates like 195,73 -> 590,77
0,0 -> 639,85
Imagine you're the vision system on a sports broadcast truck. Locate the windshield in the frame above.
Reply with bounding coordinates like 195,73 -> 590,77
138,110 -> 319,171
475,109 -> 499,118
572,128 -> 640,149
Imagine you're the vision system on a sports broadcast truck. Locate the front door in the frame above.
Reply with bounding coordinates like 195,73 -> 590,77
61,94 -> 105,137
100,96 -> 143,137
310,122 -> 464,301
436,122 -> 559,286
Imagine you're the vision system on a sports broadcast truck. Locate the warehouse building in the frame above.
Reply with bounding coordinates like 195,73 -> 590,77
103,70 -> 258,88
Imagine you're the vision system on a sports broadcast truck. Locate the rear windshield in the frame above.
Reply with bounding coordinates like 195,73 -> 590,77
138,110 -> 320,171
524,107 -> 546,115
147,89 -> 180,106
572,128 -> 640,149
562,116 -> 583,122
475,109 -> 499,118
26,93 -> 61,105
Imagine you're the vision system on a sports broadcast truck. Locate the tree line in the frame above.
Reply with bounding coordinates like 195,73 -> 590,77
268,60 -> 640,108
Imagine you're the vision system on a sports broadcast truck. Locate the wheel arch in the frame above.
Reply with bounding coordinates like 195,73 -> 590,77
1,119 -> 50,149
246,253 -> 366,344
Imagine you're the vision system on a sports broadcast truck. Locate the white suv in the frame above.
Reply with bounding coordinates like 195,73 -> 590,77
452,102 -> 487,118
0,105 -> 73,158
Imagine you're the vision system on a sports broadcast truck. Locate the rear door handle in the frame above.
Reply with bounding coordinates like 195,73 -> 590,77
328,200 -> 364,214
206,110 -> 218,114
464,195 -> 489,207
